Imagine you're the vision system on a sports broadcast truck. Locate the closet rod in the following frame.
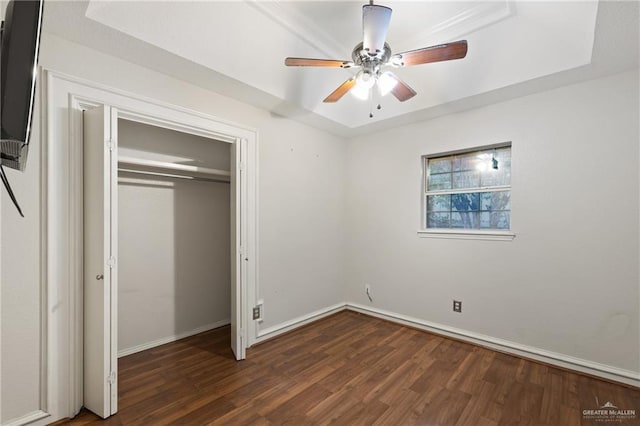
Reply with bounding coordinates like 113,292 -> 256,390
118,168 -> 230,184
118,156 -> 230,179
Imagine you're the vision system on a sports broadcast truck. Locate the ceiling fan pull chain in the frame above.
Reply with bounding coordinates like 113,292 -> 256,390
369,86 -> 375,118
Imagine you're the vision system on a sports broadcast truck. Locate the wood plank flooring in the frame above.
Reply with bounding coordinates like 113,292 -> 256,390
58,311 -> 640,425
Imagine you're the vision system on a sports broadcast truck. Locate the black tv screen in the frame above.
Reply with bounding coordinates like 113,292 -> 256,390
0,0 -> 43,171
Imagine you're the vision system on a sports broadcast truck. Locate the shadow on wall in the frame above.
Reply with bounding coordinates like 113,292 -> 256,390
173,178 -> 231,335
117,174 -> 231,353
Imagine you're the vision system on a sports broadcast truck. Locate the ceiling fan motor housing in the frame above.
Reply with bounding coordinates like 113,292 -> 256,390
352,42 -> 392,77
362,3 -> 393,57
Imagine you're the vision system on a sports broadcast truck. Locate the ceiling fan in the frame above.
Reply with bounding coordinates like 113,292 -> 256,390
284,1 -> 468,104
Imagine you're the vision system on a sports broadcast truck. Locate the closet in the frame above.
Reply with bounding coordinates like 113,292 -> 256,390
116,119 -> 231,356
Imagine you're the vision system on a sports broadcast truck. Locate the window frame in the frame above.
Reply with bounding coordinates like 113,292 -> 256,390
418,142 -> 515,241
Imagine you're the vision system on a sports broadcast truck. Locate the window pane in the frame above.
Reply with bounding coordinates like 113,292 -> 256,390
453,152 -> 478,172
451,211 -> 479,228
428,156 -> 452,174
491,211 -> 510,229
480,212 -> 491,228
481,148 -> 511,186
480,211 -> 510,229
452,170 -> 480,189
428,172 -> 451,191
480,191 -> 510,211
495,147 -> 511,166
480,168 -> 508,187
427,212 -> 450,228
451,193 -> 480,212
480,192 -> 492,211
427,194 -> 450,212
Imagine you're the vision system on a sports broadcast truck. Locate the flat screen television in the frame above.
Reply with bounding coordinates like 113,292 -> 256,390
1,0 -> 43,171
0,0 -> 43,216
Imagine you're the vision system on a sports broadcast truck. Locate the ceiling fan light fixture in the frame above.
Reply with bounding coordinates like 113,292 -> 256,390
356,70 -> 376,89
351,70 -> 376,100
351,81 -> 371,100
378,71 -> 397,96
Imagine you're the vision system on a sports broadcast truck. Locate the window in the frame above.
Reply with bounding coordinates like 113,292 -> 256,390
422,144 -> 512,238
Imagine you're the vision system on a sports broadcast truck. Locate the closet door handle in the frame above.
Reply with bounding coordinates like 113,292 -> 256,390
96,274 -> 104,280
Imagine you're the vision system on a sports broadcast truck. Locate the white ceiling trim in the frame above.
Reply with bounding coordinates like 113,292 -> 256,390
247,0 -> 347,59
395,1 -> 515,53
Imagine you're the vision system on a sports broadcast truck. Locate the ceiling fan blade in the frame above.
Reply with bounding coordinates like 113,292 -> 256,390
362,4 -> 392,57
323,78 -> 357,103
388,74 -> 417,102
393,40 -> 468,67
285,57 -> 353,68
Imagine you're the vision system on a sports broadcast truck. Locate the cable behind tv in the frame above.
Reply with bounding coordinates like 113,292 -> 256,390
0,163 -> 24,217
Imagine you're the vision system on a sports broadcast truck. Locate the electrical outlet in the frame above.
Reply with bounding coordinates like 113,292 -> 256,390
253,300 -> 264,321
453,300 -> 462,313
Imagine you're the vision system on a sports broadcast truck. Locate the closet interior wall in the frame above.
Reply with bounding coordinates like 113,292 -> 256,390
117,119 -> 231,356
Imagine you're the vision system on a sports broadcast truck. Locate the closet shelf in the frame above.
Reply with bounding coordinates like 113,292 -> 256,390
118,156 -> 231,183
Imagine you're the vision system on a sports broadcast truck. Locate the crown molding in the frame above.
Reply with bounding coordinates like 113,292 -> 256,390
397,1 -> 514,52
246,0 -> 348,59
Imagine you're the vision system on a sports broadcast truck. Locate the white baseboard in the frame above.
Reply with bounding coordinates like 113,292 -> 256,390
117,319 -> 230,358
2,410 -> 50,426
255,303 -> 346,343
133,304 -> 639,388
347,303 -> 640,387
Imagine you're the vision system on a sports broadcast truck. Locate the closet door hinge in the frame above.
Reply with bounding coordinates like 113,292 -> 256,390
107,256 -> 116,269
106,139 -> 115,152
107,370 -> 116,385
239,161 -> 245,171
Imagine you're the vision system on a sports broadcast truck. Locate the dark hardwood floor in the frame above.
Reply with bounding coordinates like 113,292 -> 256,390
57,311 -> 639,425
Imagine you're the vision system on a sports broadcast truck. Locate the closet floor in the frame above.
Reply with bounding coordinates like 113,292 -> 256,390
57,311 -> 639,425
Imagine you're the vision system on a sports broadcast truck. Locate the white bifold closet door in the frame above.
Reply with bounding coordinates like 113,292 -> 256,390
82,105 -> 245,419
230,139 -> 245,360
83,104 -> 119,418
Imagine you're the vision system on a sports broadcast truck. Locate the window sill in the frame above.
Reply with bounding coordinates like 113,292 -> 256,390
417,229 -> 516,241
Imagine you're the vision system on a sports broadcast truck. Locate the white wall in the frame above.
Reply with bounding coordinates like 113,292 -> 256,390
344,70 -> 640,374
118,119 -> 232,170
117,120 -> 231,354
1,32 -> 347,423
0,84 -> 43,423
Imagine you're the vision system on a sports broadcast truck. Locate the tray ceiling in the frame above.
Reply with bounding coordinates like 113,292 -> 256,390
42,1 -> 638,136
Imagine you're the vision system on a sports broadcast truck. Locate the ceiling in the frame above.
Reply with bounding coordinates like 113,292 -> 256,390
43,1 -> 639,137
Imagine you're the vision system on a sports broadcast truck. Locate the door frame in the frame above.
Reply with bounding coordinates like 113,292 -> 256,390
43,69 -> 258,418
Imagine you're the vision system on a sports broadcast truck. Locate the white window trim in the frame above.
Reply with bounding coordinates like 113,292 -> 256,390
426,185 -> 511,195
419,142 -> 515,241
417,228 -> 516,241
